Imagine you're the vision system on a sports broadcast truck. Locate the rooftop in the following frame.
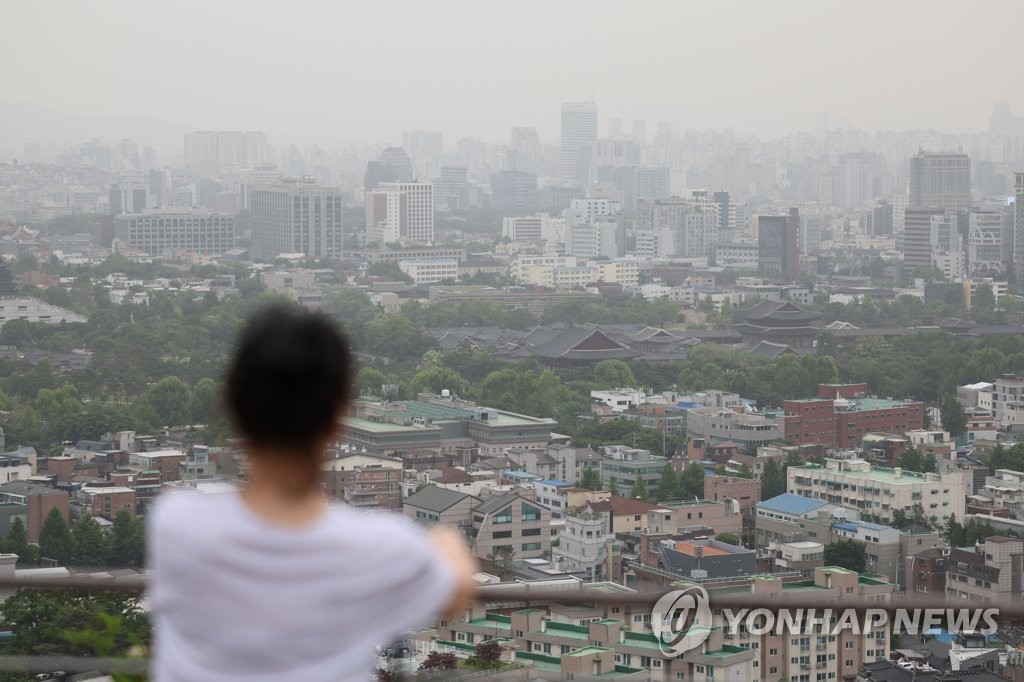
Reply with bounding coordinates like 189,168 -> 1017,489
757,493 -> 828,515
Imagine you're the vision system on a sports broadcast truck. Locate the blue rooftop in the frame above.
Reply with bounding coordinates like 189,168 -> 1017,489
757,493 -> 828,516
833,520 -> 891,532
537,479 -> 570,487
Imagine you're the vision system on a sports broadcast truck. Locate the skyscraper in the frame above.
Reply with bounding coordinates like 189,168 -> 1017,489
364,182 -> 434,244
1015,173 -> 1024,280
757,208 -> 800,280
560,102 -> 598,184
364,147 -> 414,190
490,171 -> 539,211
908,151 -> 971,213
250,178 -> 343,260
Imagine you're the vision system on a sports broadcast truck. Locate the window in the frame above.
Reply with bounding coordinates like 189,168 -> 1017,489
493,507 -> 512,524
522,503 -> 541,522
522,528 -> 542,536
492,531 -> 512,539
522,542 -> 541,551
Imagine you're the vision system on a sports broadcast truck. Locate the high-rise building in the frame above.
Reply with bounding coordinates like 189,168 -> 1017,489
109,182 -> 148,214
433,166 -> 469,210
364,182 -> 434,244
902,207 -> 947,275
250,178 -> 343,260
968,211 -> 1011,277
560,101 -> 598,184
908,151 -> 971,213
1016,173 -> 1024,280
635,195 -> 721,260
114,209 -> 235,256
509,127 -> 542,175
612,166 -> 670,215
184,131 -> 266,177
757,208 -> 800,280
364,147 -> 414,190
565,198 -> 621,258
490,171 -> 538,211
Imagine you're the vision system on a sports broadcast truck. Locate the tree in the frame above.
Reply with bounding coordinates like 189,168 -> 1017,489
734,463 -> 755,479
486,546 -> 515,580
896,447 -> 937,474
657,463 -> 678,502
940,394 -> 968,438
678,462 -> 705,500
7,517 -> 33,566
39,507 -> 73,566
110,509 -> 141,567
760,459 -> 786,499
593,359 -> 637,389
145,376 -> 192,427
973,283 -> 996,312
420,651 -> 458,671
629,477 -> 650,501
577,467 -> 601,491
824,539 -> 866,572
71,515 -> 111,567
189,377 -> 219,424
475,640 -> 503,665
608,478 -> 620,496
715,532 -> 740,546
409,366 -> 471,398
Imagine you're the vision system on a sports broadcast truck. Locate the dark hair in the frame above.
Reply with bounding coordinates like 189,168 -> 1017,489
225,304 -> 353,453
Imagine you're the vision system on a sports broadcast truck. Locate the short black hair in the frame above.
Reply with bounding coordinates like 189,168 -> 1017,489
225,304 -> 353,453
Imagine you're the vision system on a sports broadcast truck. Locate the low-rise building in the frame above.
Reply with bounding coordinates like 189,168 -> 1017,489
398,257 -> 459,284
946,535 -> 1024,604
75,485 -> 136,521
471,492 -> 550,561
685,407 -> 786,451
129,450 -> 187,483
755,493 -> 854,547
830,520 -> 941,587
402,485 -> 479,538
703,475 -> 760,514
787,458 -> 967,524
0,482 -> 70,542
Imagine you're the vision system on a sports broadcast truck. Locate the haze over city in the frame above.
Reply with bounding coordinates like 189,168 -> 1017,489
2,0 -> 1023,152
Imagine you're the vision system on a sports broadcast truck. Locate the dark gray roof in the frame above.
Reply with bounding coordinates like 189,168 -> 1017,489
474,492 -> 525,515
747,341 -> 797,359
403,485 -> 477,513
527,325 -> 640,361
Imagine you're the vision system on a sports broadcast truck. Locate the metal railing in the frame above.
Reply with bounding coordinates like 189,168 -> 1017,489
0,574 -> 1020,678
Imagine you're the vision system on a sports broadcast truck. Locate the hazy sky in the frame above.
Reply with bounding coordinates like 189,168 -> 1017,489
1,0 -> 1021,149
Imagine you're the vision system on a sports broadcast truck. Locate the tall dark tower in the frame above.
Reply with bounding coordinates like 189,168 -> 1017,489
0,261 -> 18,299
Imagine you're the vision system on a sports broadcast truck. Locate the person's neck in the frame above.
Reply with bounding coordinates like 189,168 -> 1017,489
240,448 -> 328,526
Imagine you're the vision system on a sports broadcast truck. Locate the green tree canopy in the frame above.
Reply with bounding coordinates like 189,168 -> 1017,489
824,539 -> 866,572
658,463 -> 678,502
940,394 -> 968,437
71,515 -> 111,567
39,508 -> 73,566
593,359 -> 638,389
678,462 -> 705,500
145,376 -> 192,427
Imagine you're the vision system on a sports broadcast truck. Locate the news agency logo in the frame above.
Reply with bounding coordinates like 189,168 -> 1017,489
651,586 -> 713,656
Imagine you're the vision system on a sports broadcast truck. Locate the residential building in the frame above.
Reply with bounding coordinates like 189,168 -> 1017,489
598,447 -> 669,501
635,194 -> 720,259
909,151 -> 971,213
532,480 -> 575,517
364,181 -> 434,244
434,165 -> 469,210
788,458 -> 967,524
685,407 -> 785,451
75,486 -> 136,521
977,469 -> 1024,519
831,520 -> 941,587
250,178 -> 343,259
593,260 -> 639,287
586,495 -> 662,534
346,246 -> 465,265
184,130 -> 266,176
560,102 -> 598,184
993,374 -> 1024,429
552,506 -> 617,581
364,147 -> 414,190
1015,172 -> 1024,280
704,475 -> 760,514
472,492 -> 550,560
0,482 -> 70,542
945,535 -> 1024,604
755,493 -> 855,547
402,485 -> 479,536
646,499 -> 742,537
129,450 -> 187,483
398,257 -> 459,284
766,540 -> 825,575
907,546 -> 948,595
113,208 -> 234,256
511,254 -> 578,282
501,214 -> 564,243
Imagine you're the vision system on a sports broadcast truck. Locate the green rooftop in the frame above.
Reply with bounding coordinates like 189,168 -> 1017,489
563,646 -> 612,657
343,417 -> 439,433
543,622 -> 591,639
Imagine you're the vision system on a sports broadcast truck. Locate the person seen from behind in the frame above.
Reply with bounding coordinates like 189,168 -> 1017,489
148,304 -> 477,681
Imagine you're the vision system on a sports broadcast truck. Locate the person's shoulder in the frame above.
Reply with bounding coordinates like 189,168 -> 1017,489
326,507 -> 434,549
150,491 -> 238,531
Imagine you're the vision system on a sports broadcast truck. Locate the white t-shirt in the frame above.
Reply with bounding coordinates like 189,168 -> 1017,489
148,491 -> 457,682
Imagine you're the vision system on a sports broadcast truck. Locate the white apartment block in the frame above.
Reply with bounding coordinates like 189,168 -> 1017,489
250,179 -> 343,260
788,459 -> 966,524
398,258 -> 459,284
993,375 -> 1024,429
511,254 -> 578,282
713,241 -> 760,268
932,250 -> 966,281
502,214 -> 565,243
365,182 -> 434,244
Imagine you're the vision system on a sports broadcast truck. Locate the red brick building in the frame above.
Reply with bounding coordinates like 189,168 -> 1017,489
703,475 -> 761,514
906,546 -> 946,596
784,385 -> 925,449
0,482 -> 71,542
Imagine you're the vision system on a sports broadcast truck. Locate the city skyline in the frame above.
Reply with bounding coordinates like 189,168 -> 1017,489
2,0 -> 1023,154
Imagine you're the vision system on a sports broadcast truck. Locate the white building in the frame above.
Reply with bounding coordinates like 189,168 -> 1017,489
968,211 -> 1010,277
365,182 -> 434,244
788,458 -> 967,524
501,214 -> 564,243
713,240 -> 760,269
932,250 -> 966,281
398,258 -> 459,284
565,199 -> 622,259
560,102 -> 598,183
591,389 -> 645,413
511,254 -> 578,282
593,260 -> 639,287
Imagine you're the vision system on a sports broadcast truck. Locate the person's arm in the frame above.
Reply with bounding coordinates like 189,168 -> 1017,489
428,525 -> 478,619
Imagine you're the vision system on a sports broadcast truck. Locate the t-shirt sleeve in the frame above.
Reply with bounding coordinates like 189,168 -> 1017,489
358,515 -> 461,640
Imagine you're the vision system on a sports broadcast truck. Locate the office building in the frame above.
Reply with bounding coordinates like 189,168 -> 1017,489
113,209 -> 234,256
364,147 -> 415,190
968,211 -> 1011,277
635,195 -> 720,259
757,208 -> 800,280
364,182 -> 434,244
560,102 -> 598,184
902,207 -> 947,274
501,214 -> 564,243
908,151 -> 971,213
565,199 -> 622,258
509,127 -> 542,175
397,258 -> 459,284
249,178 -> 343,260
433,166 -> 469,210
612,166 -> 670,215
109,182 -> 147,214
491,170 -> 539,211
